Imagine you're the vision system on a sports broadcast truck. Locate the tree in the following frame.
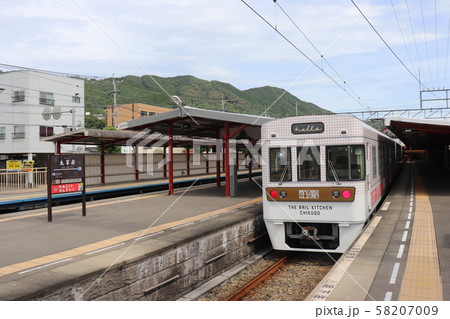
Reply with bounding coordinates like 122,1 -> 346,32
99,126 -> 122,154
85,116 -> 106,129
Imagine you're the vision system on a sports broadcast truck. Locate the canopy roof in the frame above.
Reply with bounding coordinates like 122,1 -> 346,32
385,116 -> 450,148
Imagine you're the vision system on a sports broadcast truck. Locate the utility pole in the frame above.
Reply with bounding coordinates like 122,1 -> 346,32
108,74 -> 121,127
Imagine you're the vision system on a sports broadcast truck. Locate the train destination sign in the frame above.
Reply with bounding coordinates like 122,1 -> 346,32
291,122 -> 324,134
50,155 -> 84,180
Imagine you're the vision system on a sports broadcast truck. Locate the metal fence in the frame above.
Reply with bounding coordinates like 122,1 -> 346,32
0,167 -> 47,192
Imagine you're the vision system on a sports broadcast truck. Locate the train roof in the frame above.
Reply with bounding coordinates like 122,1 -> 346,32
261,114 -> 396,142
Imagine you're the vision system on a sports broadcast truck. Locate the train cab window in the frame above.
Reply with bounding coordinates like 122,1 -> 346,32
326,145 -> 365,181
269,148 -> 292,183
297,146 -> 320,180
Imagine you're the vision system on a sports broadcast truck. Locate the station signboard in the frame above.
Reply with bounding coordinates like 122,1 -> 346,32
50,155 -> 84,180
6,160 -> 21,171
47,154 -> 86,222
22,160 -> 35,172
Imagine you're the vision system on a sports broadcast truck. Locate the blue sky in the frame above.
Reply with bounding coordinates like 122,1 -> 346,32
1,0 -> 449,113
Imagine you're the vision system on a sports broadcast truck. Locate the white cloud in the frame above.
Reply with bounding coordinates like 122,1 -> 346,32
0,0 -> 449,112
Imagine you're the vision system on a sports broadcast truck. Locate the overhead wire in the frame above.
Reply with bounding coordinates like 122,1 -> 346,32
390,0 -> 418,78
404,0 -> 426,88
419,0 -> 434,87
275,1 -> 371,110
241,0 -> 370,111
445,17 -> 450,87
0,83 -> 86,107
0,62 -> 103,80
70,0 -> 199,126
350,0 -> 428,91
434,0 -> 439,86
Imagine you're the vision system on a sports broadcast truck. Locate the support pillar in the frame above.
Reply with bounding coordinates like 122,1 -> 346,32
56,142 -> 61,155
101,144 -> 105,185
248,147 -> 253,181
216,130 -> 221,187
224,122 -> 230,197
134,146 -> 139,181
168,122 -> 174,195
186,146 -> 190,176
205,147 -> 209,174
163,146 -> 167,178
235,146 -> 239,171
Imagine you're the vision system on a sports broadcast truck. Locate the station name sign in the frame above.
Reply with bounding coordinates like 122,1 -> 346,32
50,155 -> 84,180
47,154 -> 86,222
291,122 -> 324,134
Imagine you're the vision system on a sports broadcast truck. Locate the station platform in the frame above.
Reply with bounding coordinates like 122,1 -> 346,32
0,170 -> 260,211
307,161 -> 450,301
0,177 -> 264,300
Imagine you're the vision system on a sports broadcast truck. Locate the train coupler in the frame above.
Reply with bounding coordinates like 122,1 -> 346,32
301,226 -> 320,240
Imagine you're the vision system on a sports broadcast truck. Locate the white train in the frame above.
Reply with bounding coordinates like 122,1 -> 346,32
261,115 -> 402,253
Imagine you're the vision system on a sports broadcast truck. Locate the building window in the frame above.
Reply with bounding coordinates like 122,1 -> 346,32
72,95 -> 80,103
140,111 -> 148,117
12,125 -> 25,139
39,126 -> 54,138
39,91 -> 54,106
13,91 -> 25,102
0,127 -> 5,140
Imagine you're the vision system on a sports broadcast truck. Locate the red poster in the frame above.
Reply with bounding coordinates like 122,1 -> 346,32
51,183 -> 83,194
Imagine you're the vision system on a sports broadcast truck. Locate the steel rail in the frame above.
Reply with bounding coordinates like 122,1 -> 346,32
225,256 -> 288,301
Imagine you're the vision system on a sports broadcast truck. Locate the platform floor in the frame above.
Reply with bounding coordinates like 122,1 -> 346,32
0,178 -> 263,300
0,170 -> 260,209
307,161 -> 450,301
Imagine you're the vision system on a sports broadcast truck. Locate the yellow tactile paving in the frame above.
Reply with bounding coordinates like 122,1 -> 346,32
0,197 -> 261,278
398,165 -> 443,301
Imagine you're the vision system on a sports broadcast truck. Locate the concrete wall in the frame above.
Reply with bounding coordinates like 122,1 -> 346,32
32,206 -> 265,301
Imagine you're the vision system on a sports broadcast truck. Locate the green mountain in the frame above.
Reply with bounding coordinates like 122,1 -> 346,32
84,74 -> 331,124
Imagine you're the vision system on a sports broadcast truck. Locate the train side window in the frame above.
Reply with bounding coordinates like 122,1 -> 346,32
350,146 -> 365,179
297,146 -> 320,180
372,146 -> 377,177
269,147 -> 292,182
327,145 -> 365,181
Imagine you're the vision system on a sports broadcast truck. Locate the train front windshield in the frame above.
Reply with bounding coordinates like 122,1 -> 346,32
269,148 -> 292,182
327,145 -> 365,181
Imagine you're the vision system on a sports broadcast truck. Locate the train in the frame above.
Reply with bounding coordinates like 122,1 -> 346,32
261,114 -> 402,253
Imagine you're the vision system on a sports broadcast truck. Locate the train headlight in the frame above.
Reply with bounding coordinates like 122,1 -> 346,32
332,190 -> 340,198
270,190 -> 279,198
342,190 -> 351,199
279,190 -> 287,198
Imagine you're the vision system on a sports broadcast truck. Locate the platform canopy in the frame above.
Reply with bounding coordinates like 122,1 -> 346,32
118,105 -> 273,197
45,106 -> 273,197
42,128 -> 194,147
118,105 -> 273,141
385,116 -> 450,148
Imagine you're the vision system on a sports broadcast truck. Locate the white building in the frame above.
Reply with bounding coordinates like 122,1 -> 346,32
0,70 -> 85,165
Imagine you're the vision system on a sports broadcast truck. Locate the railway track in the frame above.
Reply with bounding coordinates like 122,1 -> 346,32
199,251 -> 336,301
